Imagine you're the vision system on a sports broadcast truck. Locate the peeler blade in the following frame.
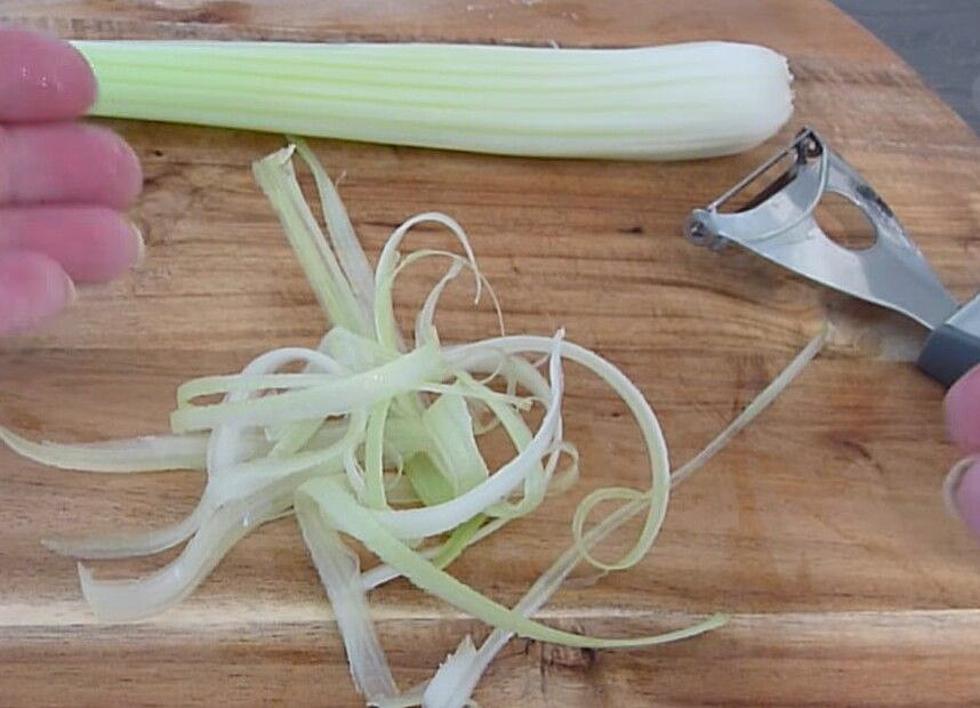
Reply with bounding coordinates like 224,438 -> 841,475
685,127 -> 959,331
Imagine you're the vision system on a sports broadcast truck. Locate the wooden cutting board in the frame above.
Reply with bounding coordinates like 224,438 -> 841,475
1,1 -> 978,705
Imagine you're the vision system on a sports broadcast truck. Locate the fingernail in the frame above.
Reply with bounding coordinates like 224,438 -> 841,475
65,271 -> 77,305
132,223 -> 146,267
944,457 -> 980,538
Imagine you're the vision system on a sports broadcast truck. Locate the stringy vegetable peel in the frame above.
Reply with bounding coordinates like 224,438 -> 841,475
1,143 -> 825,707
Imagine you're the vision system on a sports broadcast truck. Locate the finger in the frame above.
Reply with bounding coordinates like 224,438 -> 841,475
0,123 -> 142,208
0,205 -> 143,283
0,249 -> 74,335
945,364 -> 980,452
0,28 -> 96,122
950,461 -> 980,539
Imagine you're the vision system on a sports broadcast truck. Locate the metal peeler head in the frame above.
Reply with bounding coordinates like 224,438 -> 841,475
686,128 -> 824,251
685,127 -> 980,387
685,126 -> 958,330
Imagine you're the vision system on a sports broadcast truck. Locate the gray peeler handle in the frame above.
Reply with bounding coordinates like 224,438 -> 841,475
917,294 -> 980,387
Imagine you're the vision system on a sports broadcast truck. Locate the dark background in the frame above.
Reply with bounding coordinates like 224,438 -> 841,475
834,0 -> 979,133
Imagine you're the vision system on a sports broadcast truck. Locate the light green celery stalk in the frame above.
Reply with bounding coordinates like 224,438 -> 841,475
72,40 -> 793,160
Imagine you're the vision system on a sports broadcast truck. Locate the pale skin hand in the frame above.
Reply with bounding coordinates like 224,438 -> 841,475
946,364 -> 980,538
0,28 -> 143,334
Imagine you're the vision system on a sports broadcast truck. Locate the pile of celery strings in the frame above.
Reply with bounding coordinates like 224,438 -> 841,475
0,141 -> 825,707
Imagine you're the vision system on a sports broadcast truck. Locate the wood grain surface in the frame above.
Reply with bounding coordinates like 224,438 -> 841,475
1,1 -> 979,706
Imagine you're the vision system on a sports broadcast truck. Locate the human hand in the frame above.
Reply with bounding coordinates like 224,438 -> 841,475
0,27 -> 143,334
945,364 -> 980,537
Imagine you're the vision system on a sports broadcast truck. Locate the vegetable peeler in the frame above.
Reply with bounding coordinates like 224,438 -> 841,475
685,126 -> 980,388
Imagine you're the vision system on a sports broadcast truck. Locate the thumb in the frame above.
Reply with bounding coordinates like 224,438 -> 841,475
944,364 -> 980,538
945,364 -> 980,452
0,249 -> 75,335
